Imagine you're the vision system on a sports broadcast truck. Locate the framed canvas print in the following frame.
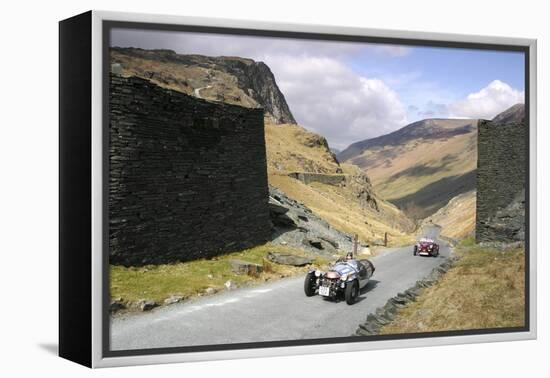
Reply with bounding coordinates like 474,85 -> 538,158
59,10 -> 537,368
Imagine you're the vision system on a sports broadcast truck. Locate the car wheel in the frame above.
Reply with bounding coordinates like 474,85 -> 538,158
345,280 -> 359,305
304,272 -> 316,297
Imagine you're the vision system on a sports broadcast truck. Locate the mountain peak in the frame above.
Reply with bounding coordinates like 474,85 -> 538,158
338,118 -> 476,162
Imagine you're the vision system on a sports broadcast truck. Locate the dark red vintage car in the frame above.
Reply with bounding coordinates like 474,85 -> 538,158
413,237 -> 439,257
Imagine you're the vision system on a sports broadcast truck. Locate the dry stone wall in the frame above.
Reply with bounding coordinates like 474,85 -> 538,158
109,75 -> 271,266
476,120 -> 527,242
287,172 -> 346,186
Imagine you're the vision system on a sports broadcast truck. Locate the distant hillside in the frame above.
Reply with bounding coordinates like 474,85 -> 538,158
111,47 -> 415,246
338,119 -> 478,219
266,124 -> 415,244
422,191 -> 476,239
110,47 -> 296,125
492,103 -> 525,124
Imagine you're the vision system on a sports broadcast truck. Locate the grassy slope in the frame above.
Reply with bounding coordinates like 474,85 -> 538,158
111,243 -> 330,305
111,49 -> 259,108
380,239 -> 525,334
347,121 -> 477,219
265,123 -> 341,174
423,190 -> 477,239
266,123 -> 415,246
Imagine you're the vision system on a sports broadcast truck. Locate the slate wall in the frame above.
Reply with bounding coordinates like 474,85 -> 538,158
109,75 -> 270,265
476,119 -> 526,242
287,172 -> 346,186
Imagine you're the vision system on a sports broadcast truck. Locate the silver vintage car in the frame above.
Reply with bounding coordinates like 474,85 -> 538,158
304,253 -> 375,305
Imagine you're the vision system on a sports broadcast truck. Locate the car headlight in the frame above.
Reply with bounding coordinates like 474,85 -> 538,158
314,270 -> 321,277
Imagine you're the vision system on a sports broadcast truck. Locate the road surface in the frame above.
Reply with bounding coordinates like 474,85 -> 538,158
111,225 -> 448,350
193,85 -> 212,99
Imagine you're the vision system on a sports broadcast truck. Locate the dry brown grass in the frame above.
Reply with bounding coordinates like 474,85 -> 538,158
347,121 -> 477,221
268,173 -> 415,247
355,125 -> 477,202
423,190 -> 476,239
380,240 -> 525,334
264,123 -> 341,174
111,50 -> 259,108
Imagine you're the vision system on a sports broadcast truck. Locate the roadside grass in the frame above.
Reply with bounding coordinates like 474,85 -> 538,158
110,243 -> 330,308
380,237 -> 525,334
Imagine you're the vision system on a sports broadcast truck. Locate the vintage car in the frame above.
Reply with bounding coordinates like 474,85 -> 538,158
413,237 -> 440,257
304,254 -> 375,305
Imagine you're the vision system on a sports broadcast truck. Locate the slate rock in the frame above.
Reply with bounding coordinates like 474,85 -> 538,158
138,300 -> 158,311
230,260 -> 263,275
164,295 -> 184,305
266,252 -> 314,266
110,299 -> 126,314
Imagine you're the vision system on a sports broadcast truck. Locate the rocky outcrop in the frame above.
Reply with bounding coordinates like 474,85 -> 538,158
221,58 -> 297,124
110,47 -> 296,125
480,190 -> 525,242
269,186 -> 355,256
230,260 -> 264,276
266,252 -> 314,266
342,172 -> 379,211
492,103 -> 525,124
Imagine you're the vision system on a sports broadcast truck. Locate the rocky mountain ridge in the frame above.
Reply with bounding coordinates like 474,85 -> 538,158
492,103 -> 525,124
338,118 -> 477,162
337,118 -> 478,219
111,47 -> 296,124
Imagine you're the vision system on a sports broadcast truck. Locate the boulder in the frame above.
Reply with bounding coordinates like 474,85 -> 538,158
204,287 -> 217,295
109,299 -> 126,314
137,299 -> 158,312
230,260 -> 263,275
303,237 -> 337,254
164,295 -> 184,305
224,280 -> 237,290
266,252 -> 314,267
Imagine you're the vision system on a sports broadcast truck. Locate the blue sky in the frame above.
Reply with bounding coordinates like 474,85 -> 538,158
347,46 -> 524,123
111,28 -> 525,149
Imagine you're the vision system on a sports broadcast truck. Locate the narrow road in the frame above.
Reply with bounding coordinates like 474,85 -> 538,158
193,85 -> 212,99
111,225 -> 448,350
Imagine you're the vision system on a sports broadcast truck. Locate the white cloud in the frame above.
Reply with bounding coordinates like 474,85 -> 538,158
111,28 -> 411,61
448,80 -> 524,119
110,29 -> 412,148
265,55 -> 408,150
371,45 -> 411,57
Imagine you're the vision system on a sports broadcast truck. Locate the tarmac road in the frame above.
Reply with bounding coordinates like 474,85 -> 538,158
110,225 -> 449,350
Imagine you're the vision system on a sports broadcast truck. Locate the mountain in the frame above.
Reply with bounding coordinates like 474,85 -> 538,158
492,103 -> 525,124
266,124 -> 416,244
338,119 -> 478,219
111,48 -> 415,246
110,47 -> 296,124
421,190 -> 476,239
